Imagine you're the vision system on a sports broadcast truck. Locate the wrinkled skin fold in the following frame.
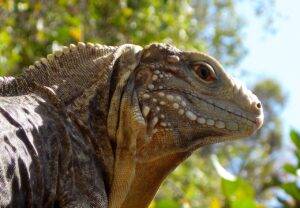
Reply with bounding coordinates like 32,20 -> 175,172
0,43 -> 263,208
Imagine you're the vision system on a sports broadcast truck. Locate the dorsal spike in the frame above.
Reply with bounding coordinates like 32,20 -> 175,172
34,60 -> 42,68
20,42 -> 117,104
62,46 -> 70,54
78,42 -> 86,49
54,50 -> 62,57
47,54 -> 54,61
41,58 -> 48,65
87,42 -> 94,48
69,44 -> 77,51
29,65 -> 35,70
0,42 -> 131,101
0,42 -> 123,100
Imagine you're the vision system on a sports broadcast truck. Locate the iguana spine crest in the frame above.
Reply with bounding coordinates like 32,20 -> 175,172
0,42 -> 117,103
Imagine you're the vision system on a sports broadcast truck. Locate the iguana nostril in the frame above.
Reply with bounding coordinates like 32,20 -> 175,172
250,100 -> 262,113
256,102 -> 262,109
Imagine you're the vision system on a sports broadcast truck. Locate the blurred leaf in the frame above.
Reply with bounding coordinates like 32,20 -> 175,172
231,198 -> 257,208
210,197 -> 221,208
34,2 -> 41,12
283,164 -> 297,175
211,154 -> 236,181
221,178 -> 239,197
121,7 -> 133,17
221,177 -> 260,208
36,31 -> 45,42
0,30 -> 11,49
155,199 -> 180,208
149,201 -> 156,208
295,150 -> 300,166
281,182 -> 300,201
69,27 -> 82,41
222,178 -> 255,198
290,130 -> 300,149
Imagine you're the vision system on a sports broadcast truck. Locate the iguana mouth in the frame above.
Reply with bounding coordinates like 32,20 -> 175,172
150,88 -> 257,125
182,91 -> 256,124
183,90 -> 264,129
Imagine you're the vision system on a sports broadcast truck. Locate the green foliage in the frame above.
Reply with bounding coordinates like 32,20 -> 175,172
290,130 -> 300,149
221,178 -> 259,208
152,199 -> 181,208
213,155 -> 264,208
0,0 -> 204,75
281,183 -> 300,201
155,154 -> 265,208
276,130 -> 300,208
0,0 -> 275,76
283,164 -> 297,175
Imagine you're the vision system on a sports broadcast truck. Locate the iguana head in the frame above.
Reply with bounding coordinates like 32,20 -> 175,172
133,43 -> 264,161
91,43 -> 263,207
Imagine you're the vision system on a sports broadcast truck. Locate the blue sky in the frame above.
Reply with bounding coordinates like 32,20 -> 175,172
237,0 -> 300,136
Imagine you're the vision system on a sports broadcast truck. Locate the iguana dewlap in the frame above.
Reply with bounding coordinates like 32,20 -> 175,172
0,43 -> 263,208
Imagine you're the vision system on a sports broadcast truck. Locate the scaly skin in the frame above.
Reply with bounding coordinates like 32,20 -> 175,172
0,42 -> 263,208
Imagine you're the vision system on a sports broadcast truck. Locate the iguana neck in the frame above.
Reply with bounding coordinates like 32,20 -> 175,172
121,151 -> 191,208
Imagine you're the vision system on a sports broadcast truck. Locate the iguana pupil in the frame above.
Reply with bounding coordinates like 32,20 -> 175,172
193,62 -> 215,82
200,65 -> 209,78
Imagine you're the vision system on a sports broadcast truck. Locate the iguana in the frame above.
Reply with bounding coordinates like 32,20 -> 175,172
0,42 -> 263,208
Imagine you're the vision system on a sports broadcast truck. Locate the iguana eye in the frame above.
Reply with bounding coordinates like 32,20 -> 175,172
193,62 -> 216,82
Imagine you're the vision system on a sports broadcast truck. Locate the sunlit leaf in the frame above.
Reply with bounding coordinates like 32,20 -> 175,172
295,150 -> 300,165
149,201 -> 156,208
155,199 -> 180,208
211,155 -> 236,181
281,182 -> 300,201
221,178 -> 239,197
283,163 -> 297,175
231,198 -> 257,208
69,27 -> 82,41
34,2 -> 41,12
235,180 -> 255,199
36,31 -> 45,42
0,30 -> 11,48
209,197 -> 221,208
290,130 -> 300,149
121,7 -> 133,17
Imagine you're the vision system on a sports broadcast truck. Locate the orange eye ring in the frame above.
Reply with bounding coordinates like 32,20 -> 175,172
193,62 -> 216,82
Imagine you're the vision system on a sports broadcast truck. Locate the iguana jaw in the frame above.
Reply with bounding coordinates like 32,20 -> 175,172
147,88 -> 263,137
183,90 -> 263,136
135,90 -> 262,164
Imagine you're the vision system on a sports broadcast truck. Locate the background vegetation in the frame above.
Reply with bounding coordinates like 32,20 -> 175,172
0,0 -> 297,207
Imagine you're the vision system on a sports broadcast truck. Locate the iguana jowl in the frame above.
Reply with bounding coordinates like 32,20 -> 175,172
0,42 -> 264,208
